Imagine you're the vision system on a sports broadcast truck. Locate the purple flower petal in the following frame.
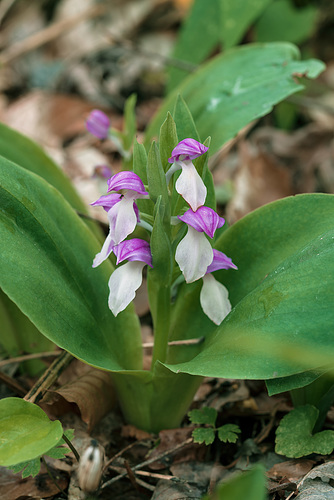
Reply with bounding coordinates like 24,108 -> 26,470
86,110 -> 110,139
175,227 -> 213,283
107,171 -> 147,195
200,275 -> 231,325
91,192 -> 121,212
206,249 -> 238,274
168,138 -> 208,163
113,238 -> 152,267
178,206 -> 225,238
175,160 -> 207,211
108,261 -> 146,316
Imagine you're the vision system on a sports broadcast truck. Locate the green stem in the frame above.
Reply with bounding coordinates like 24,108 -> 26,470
150,286 -> 170,368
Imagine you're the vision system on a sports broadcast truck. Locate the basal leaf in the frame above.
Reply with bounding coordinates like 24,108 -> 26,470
275,405 -> 334,458
147,43 -> 325,155
0,398 -> 63,467
202,465 -> 266,500
165,194 -> 334,379
0,157 -> 142,372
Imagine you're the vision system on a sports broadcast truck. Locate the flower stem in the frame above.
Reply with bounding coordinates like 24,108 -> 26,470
150,286 -> 170,368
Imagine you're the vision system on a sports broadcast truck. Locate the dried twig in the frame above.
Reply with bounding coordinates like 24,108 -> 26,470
0,4 -> 107,65
0,351 -> 59,368
0,370 -> 26,397
24,350 -> 73,404
101,437 -> 193,489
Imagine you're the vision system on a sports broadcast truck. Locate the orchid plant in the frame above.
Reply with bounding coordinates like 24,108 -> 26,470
1,42 -> 333,450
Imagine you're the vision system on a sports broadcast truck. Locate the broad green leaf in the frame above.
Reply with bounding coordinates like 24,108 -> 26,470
188,407 -> 217,426
0,157 -> 142,372
217,424 -> 241,443
147,43 -> 325,155
173,95 -> 200,142
266,369 -> 327,396
202,465 -> 266,500
0,398 -> 63,467
255,0 -> 318,44
220,0 -> 272,49
275,405 -> 334,458
192,427 -> 216,445
165,194 -> 334,378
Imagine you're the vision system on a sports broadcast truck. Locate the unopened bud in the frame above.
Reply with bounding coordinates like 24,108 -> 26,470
86,110 -> 110,139
78,439 -> 104,492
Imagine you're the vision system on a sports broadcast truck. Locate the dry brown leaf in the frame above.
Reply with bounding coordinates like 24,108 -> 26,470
0,464 -> 68,500
268,459 -> 315,482
121,424 -> 152,441
43,369 -> 116,432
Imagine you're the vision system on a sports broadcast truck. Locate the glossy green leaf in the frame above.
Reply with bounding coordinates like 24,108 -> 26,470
266,369 -> 326,396
202,465 -> 266,500
0,156 -> 142,372
275,405 -> 334,458
165,194 -> 334,378
147,43 -> 325,155
255,0 -> 318,44
0,398 -> 63,467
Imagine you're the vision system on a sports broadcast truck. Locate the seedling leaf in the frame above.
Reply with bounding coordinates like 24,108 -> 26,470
217,424 -> 241,443
192,427 -> 216,445
276,404 -> 334,458
188,407 -> 217,426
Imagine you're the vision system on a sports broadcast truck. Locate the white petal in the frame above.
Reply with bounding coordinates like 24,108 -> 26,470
175,160 -> 207,211
108,261 -> 145,316
108,197 -> 137,245
92,232 -> 114,268
200,274 -> 232,325
175,227 -> 213,283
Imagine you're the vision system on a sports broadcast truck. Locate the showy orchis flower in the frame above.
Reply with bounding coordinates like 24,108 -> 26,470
200,250 -> 238,325
108,239 -> 152,316
91,171 -> 148,267
175,206 -> 225,283
166,138 -> 208,211
86,110 -> 110,139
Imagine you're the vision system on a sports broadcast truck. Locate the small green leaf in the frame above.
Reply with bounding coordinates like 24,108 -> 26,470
192,427 -> 216,445
275,405 -> 334,458
9,458 -> 41,478
188,407 -> 217,426
123,93 -> 137,151
159,112 -> 179,172
0,398 -> 63,467
217,424 -> 241,443
173,95 -> 200,142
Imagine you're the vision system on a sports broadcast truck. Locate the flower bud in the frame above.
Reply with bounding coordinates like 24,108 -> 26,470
78,439 -> 104,492
86,110 -> 110,139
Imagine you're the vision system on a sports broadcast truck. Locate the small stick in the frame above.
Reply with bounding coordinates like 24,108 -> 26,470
0,0 -> 17,26
0,370 -> 26,397
142,337 -> 204,348
110,466 -> 176,481
124,459 -> 140,492
24,350 -> 73,404
0,351 -> 59,368
0,4 -> 107,65
101,437 -> 193,489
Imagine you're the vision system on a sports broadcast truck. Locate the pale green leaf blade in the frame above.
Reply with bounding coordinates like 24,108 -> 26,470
202,465 -> 266,500
147,43 -> 325,155
0,398 -> 63,467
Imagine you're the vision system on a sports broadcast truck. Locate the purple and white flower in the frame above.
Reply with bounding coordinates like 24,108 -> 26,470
166,139 -> 208,211
86,110 -> 110,139
175,206 -> 225,283
91,171 -> 148,267
108,238 -> 152,316
200,250 -> 237,325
